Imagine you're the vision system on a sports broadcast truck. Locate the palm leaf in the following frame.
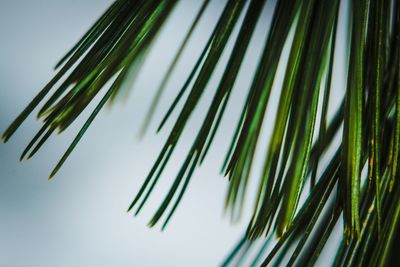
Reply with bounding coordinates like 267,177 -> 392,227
3,0 -> 400,265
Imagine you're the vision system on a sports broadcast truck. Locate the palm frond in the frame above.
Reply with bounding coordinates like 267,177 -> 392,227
3,0 -> 400,265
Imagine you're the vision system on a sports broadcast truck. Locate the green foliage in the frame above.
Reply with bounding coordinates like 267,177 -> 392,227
3,0 -> 400,265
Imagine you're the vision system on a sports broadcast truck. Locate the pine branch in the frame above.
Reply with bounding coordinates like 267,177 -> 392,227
3,0 -> 400,266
